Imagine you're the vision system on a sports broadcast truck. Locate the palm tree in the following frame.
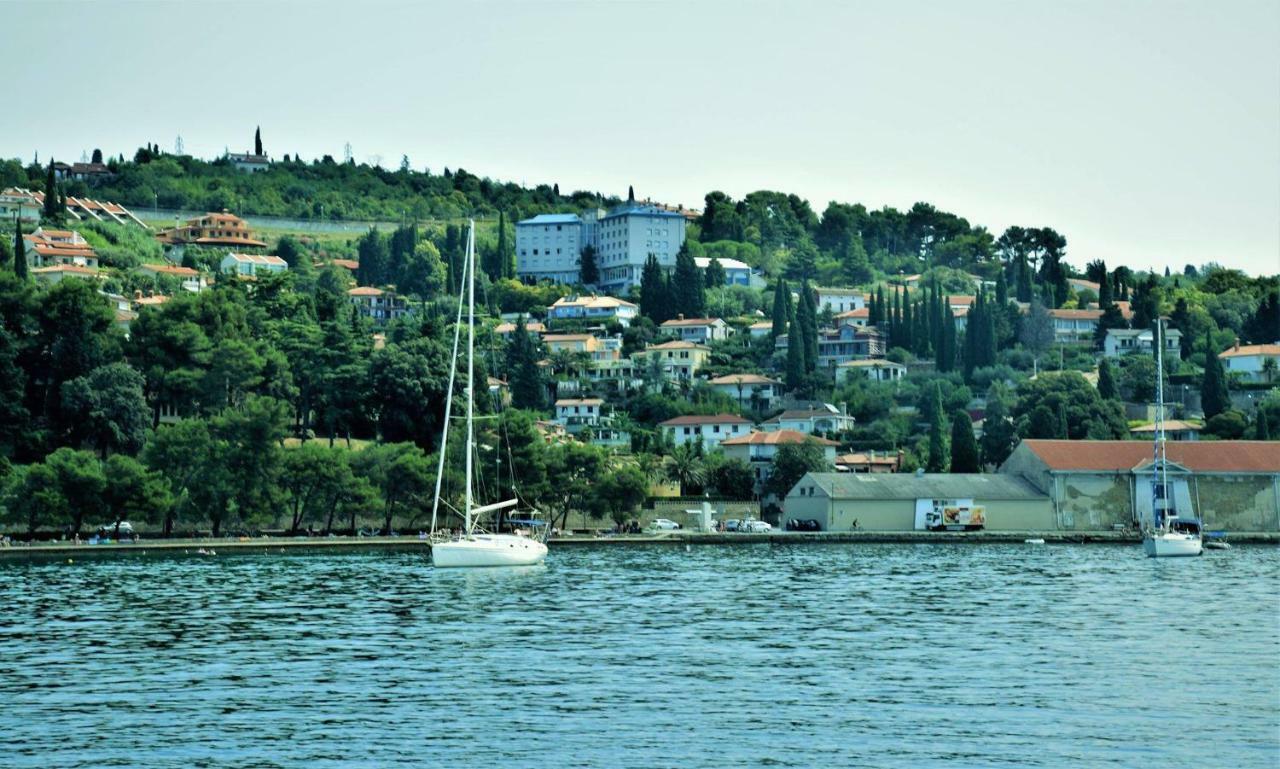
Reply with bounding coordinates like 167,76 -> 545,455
1263,356 -> 1277,384
665,443 -> 704,496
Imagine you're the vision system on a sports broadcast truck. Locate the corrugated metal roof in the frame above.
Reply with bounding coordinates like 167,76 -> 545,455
802,473 -> 1046,500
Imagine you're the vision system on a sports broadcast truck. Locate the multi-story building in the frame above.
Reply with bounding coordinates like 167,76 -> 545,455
659,414 -> 754,448
776,325 -> 885,368
0,188 -> 42,224
554,398 -> 604,434
515,214 -> 586,284
634,340 -> 710,381
348,287 -> 411,324
596,202 -> 687,294
694,256 -> 759,288
157,211 -> 266,249
547,295 -> 639,326
760,405 -> 855,435
815,287 -> 866,314
23,228 -> 98,269
1047,309 -> 1103,344
1103,327 -> 1183,359
705,373 -> 783,411
836,359 -> 906,385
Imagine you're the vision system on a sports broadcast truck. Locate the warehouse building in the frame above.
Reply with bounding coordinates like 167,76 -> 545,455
999,440 -> 1280,532
784,473 -> 1053,532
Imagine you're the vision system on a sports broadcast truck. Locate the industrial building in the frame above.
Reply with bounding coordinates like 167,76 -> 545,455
999,440 -> 1280,532
784,473 -> 1053,532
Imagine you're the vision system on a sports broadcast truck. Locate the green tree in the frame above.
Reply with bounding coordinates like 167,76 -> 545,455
1019,296 -> 1055,364
980,387 -> 1017,467
1200,331 -> 1231,419
350,441 -> 434,534
506,318 -> 546,411
43,447 -> 107,534
704,257 -> 727,290
280,442 -> 348,534
1013,371 -> 1128,440
771,279 -> 790,338
60,362 -> 150,456
211,395 -> 291,534
949,408 -> 980,472
593,465 -> 648,528
785,303 -> 805,393
765,439 -> 830,498
43,160 -> 60,220
579,244 -> 599,285
542,441 -> 607,531
254,126 -> 263,156
926,383 -> 948,472
1097,358 -> 1118,401
102,453 -> 171,538
707,456 -> 756,500
665,442 -> 705,495
639,254 -> 671,323
142,418 -> 220,536
672,242 -> 706,319
13,218 -> 26,280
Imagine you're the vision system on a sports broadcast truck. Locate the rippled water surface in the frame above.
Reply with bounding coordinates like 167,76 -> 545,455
1,543 -> 1277,768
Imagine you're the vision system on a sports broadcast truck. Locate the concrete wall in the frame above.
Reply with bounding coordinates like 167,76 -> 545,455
786,496 -> 1054,532
1195,475 -> 1280,531
1053,473 -> 1134,530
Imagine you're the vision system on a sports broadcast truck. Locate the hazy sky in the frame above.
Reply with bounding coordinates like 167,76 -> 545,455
4,0 -> 1278,274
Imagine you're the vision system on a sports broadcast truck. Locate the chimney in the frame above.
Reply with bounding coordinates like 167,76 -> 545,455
839,401 -> 848,416
677,313 -> 685,321
1234,338 -> 1240,351
133,290 -> 142,300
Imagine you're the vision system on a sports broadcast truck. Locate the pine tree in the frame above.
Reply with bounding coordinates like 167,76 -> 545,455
926,384 -> 947,472
1201,330 -> 1231,419
672,242 -> 705,318
980,390 -> 1017,467
771,279 -> 789,338
949,409 -> 981,473
507,317 -> 545,410
1097,358 -> 1118,400
91,148 -> 102,164
254,126 -> 263,156
13,218 -> 27,280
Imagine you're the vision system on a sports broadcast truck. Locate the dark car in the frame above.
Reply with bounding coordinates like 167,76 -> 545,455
785,518 -> 822,532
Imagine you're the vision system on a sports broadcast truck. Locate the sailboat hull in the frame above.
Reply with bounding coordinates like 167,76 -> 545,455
1143,532 -> 1203,558
432,534 -> 548,568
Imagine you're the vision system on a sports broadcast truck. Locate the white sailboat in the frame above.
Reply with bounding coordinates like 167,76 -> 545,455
1142,318 -> 1202,558
429,221 -> 548,568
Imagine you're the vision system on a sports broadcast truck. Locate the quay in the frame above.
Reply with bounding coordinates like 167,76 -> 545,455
0,530 -> 1275,561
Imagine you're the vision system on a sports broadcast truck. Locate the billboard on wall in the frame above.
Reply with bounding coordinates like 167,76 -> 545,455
914,498 -> 987,530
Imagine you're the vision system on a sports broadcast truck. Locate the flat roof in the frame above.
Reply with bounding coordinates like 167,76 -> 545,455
518,213 -> 581,225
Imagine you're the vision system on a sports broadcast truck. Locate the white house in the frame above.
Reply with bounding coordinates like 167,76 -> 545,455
0,188 -> 41,224
547,295 -> 639,326
694,256 -> 759,288
658,414 -> 753,448
1219,343 -> 1280,383
748,321 -> 773,339
23,228 -> 98,269
833,308 -> 871,328
633,340 -> 711,381
1047,309 -> 1102,344
836,359 -> 906,385
659,317 -> 730,343
596,202 -> 688,294
30,264 -> 103,285
720,430 -> 839,498
815,287 -> 866,314
516,213 -> 586,284
228,152 -> 270,173
348,287 -> 411,324
553,398 -> 604,434
221,253 -> 288,277
706,373 -> 782,410
1103,327 -> 1183,360
761,405 -> 855,435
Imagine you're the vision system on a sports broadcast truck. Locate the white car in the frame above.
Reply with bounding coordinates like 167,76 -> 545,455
742,520 -> 773,533
650,518 -> 681,530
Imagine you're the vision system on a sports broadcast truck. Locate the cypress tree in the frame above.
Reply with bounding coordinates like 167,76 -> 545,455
785,303 -> 805,392
640,254 -> 669,322
43,161 -> 59,220
672,242 -> 705,318
255,126 -> 263,156
798,281 -> 818,374
996,270 -> 1008,307
1258,407 -> 1270,440
1015,252 -> 1033,303
579,245 -> 599,285
494,211 -> 510,280
950,409 -> 981,473
508,317 -> 545,410
1057,401 -> 1070,439
1098,358 -> 1118,400
981,296 -> 997,369
926,383 -> 947,472
771,279 -> 789,338
13,218 -> 27,280
1201,330 -> 1231,419
901,289 -> 913,352
876,285 -> 887,327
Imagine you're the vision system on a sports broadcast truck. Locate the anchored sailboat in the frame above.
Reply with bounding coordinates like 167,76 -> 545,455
429,221 -> 549,568
1142,318 -> 1202,558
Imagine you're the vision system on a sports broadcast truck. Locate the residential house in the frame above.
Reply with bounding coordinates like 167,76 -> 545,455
228,152 -> 271,173
554,398 -> 605,435
834,308 -> 870,328
835,450 -> 903,474
1103,327 -> 1183,360
748,321 -> 773,339
348,287 -> 411,323
1047,309 -> 1103,344
999,439 -> 1280,532
761,405 -> 855,435
815,287 -> 866,314
31,264 -> 103,285
23,228 -> 98,269
660,316 -> 730,343
694,256 -> 759,288
658,414 -> 754,449
157,211 -> 266,249
64,196 -> 148,227
221,253 -> 288,277
706,373 -> 782,411
721,430 -> 839,499
836,359 -> 906,385
775,326 -> 885,369
0,188 -> 42,224
494,320 -> 547,337
547,295 -> 639,326
634,340 -> 711,381
1219,343 -> 1280,383
70,162 -> 114,182
1129,420 -> 1202,442
138,263 -> 207,293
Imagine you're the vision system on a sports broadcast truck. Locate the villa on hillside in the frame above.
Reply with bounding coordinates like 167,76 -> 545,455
633,340 -> 710,381
348,287 -> 411,323
1047,308 -> 1104,344
836,358 -> 906,385
705,373 -> 782,410
157,211 -> 266,249
547,295 -> 639,326
815,287 -> 866,314
31,264 -> 103,285
23,228 -> 98,269
138,263 -> 208,293
761,405 -> 855,435
1219,343 -> 1280,383
1103,327 -> 1183,359
721,430 -> 839,500
660,316 -> 730,343
658,414 -> 754,449
693,256 -> 759,287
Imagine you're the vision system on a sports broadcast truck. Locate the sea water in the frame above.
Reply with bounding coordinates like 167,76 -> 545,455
1,543 -> 1276,768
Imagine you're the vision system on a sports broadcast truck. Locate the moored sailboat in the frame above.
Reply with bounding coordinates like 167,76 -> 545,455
1142,318 -> 1202,558
429,221 -> 548,568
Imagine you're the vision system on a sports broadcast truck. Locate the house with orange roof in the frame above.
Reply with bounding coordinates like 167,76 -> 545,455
23,227 -> 99,269
633,340 -> 711,381
814,287 -> 866,314
0,188 -> 42,224
1047,308 -> 1104,344
720,429 -> 839,498
348,286 -> 411,324
138,263 -> 208,293
158,211 -> 266,249
659,316 -> 729,343
547,294 -> 639,326
834,307 -> 871,328
1218,342 -> 1280,384
1000,439 -> 1280,532
30,264 -> 104,286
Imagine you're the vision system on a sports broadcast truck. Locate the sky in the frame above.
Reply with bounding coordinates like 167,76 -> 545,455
3,0 -> 1278,275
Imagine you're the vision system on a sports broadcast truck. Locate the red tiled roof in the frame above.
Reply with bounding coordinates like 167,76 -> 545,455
348,287 -> 384,297
658,414 -> 752,427
660,317 -> 724,327
835,308 -> 870,319
331,259 -> 359,270
1018,440 -> 1280,473
141,263 -> 199,277
1220,344 -> 1280,358
722,430 -> 838,447
1048,309 -> 1103,320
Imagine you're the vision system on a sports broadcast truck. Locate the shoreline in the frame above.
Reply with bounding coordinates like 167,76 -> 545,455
0,530 -> 1275,560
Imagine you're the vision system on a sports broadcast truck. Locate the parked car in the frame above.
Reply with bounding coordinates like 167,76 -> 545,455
723,519 -> 743,532
650,518 -> 681,530
94,521 -> 134,537
742,520 -> 773,533
785,518 -> 822,532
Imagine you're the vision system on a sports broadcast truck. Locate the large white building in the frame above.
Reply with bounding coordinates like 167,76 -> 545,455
515,199 -> 688,294
515,214 -> 585,284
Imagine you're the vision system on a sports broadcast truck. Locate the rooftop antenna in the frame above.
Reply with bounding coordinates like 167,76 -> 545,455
175,135 -> 184,155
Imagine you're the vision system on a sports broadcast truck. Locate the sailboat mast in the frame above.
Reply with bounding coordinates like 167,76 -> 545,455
1154,317 -> 1167,529
429,231 -> 469,537
464,220 -> 476,535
